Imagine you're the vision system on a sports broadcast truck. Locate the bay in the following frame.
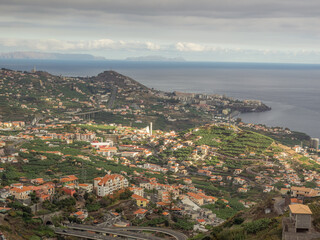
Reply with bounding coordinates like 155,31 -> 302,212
1,59 -> 319,138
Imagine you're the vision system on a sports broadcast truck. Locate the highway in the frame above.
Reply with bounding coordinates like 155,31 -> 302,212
66,224 -> 188,240
120,226 -> 188,240
66,224 -> 163,240
55,228 -> 116,240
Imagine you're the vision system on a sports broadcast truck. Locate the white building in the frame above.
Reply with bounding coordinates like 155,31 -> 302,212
91,140 -> 113,149
94,174 -> 129,197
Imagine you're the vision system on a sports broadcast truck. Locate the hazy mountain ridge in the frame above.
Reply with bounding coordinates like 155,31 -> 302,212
125,55 -> 186,62
0,51 -> 106,60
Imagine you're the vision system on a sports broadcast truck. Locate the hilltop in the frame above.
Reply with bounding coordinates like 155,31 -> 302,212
125,55 -> 186,62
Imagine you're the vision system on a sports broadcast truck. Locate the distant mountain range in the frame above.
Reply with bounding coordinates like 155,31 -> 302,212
0,52 -> 186,62
0,51 -> 106,60
125,55 -> 186,62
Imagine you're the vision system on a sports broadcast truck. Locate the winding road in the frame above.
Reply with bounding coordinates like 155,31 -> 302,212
55,228 -> 115,240
56,223 -> 188,240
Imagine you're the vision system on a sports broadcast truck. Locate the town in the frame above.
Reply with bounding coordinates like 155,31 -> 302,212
0,117 -> 319,239
0,69 -> 319,240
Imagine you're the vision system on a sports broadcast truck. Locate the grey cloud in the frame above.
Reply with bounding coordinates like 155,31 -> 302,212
1,0 -> 320,38
2,0 -> 320,33
1,0 -> 320,62
2,0 -> 320,18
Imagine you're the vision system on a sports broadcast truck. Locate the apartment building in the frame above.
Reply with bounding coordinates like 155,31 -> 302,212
94,174 -> 129,197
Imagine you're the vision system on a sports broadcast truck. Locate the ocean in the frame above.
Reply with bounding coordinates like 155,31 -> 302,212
1,59 -> 320,139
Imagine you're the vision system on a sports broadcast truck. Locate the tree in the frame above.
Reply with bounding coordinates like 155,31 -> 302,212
84,192 -> 89,200
29,192 -> 39,204
1,173 -> 8,185
236,118 -> 242,124
168,191 -> 177,211
119,189 -> 132,200
100,196 -> 114,207
68,215 -> 82,224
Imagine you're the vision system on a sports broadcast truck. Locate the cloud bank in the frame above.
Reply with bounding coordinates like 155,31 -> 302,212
0,39 -> 161,52
1,0 -> 320,62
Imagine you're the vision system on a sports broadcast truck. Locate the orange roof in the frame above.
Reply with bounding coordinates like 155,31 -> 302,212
187,192 -> 203,200
290,198 -> 303,203
101,147 -> 117,151
289,204 -> 312,214
33,178 -> 43,181
73,211 -> 84,216
40,194 -> 50,199
134,209 -> 147,215
156,202 -> 170,206
291,186 -> 312,192
131,194 -> 149,202
11,186 -> 33,193
171,207 -> 182,211
78,184 -> 89,187
97,174 -> 126,186
60,175 -> 78,183
0,207 -> 11,211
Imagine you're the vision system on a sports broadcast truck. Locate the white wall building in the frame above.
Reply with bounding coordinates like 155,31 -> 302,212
94,174 -> 129,197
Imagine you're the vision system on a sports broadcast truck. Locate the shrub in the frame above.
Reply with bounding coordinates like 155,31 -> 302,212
173,219 -> 195,230
218,228 -> 246,240
243,218 -> 271,234
86,203 -> 101,212
233,217 -> 244,225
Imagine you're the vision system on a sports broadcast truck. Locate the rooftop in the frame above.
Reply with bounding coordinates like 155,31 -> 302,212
289,204 -> 312,215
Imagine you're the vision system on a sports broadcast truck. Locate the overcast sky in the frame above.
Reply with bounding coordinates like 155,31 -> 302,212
1,0 -> 320,63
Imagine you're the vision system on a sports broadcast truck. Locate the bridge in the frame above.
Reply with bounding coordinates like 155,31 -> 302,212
70,109 -> 104,116
55,223 -> 188,240
66,108 -> 105,120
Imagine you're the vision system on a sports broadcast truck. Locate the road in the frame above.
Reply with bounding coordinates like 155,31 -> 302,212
107,86 -> 117,109
274,197 -> 285,215
122,226 -> 188,240
67,224 -> 188,240
67,224 -> 163,240
55,228 -> 116,240
246,165 -> 276,184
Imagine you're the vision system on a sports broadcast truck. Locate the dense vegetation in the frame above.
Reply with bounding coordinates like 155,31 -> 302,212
202,199 -> 246,220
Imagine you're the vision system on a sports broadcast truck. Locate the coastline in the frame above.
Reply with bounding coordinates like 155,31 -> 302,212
1,59 -> 319,138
